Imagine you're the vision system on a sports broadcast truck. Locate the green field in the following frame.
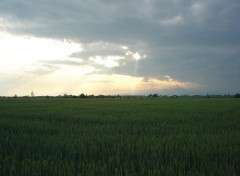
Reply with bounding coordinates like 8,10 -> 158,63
0,98 -> 240,175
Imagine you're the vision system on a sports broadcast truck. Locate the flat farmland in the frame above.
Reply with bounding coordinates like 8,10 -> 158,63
0,98 -> 240,175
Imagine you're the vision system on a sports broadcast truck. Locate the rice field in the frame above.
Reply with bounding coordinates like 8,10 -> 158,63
0,97 -> 239,175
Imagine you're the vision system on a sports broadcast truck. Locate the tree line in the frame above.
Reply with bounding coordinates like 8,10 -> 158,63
1,93 -> 240,99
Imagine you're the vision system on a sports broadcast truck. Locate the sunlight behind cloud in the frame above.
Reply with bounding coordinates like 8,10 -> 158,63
0,0 -> 239,95
0,31 -> 82,72
0,30 -> 201,96
89,55 -> 125,68
140,76 -> 199,91
133,52 -> 141,60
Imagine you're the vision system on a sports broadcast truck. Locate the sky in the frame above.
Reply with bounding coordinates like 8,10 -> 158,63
0,0 -> 240,96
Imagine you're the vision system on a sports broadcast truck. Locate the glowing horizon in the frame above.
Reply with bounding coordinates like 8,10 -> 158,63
0,31 -> 200,96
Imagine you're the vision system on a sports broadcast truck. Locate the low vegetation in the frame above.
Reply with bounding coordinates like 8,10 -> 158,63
0,98 -> 239,175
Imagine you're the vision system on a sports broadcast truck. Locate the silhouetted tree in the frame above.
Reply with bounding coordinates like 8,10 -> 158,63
234,93 -> 240,98
79,93 -> 87,98
148,94 -> 158,98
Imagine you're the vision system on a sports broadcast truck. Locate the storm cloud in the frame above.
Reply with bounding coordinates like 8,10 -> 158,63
0,0 -> 240,95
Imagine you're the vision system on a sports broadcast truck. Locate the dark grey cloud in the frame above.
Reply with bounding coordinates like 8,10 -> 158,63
1,0 -> 240,94
1,0 -> 239,46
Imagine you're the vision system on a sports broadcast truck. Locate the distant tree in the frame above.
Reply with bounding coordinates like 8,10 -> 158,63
88,94 -> 94,98
148,94 -> 158,98
79,93 -> 87,98
31,91 -> 34,97
14,94 -> 17,98
234,93 -> 240,98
